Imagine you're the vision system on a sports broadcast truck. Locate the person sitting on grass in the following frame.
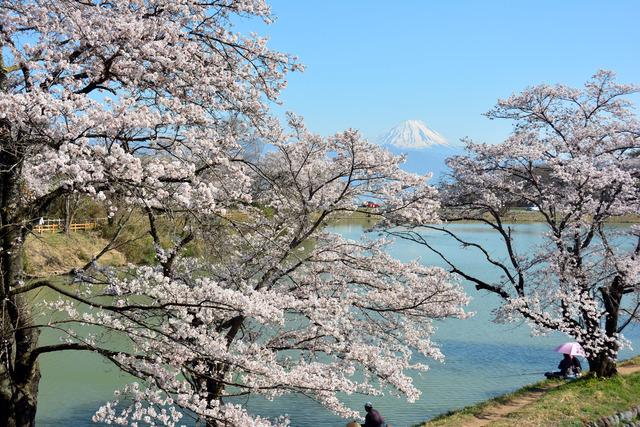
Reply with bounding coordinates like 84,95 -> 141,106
545,354 -> 582,378
559,354 -> 582,376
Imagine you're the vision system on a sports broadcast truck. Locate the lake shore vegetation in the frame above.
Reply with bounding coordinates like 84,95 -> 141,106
419,356 -> 640,427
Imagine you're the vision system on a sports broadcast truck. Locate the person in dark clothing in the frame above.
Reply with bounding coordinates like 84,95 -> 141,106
363,402 -> 385,427
558,354 -> 582,376
545,354 -> 582,378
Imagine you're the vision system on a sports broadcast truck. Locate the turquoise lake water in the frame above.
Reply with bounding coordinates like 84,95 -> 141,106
37,222 -> 639,426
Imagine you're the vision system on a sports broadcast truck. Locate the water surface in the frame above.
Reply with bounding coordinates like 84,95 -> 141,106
37,222 -> 639,426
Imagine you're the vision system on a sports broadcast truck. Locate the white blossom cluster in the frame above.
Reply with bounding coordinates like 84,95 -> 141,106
1,0 -> 299,213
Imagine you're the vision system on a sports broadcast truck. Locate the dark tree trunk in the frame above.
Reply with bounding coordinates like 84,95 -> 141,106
0,76 -> 41,425
197,316 -> 245,427
587,276 -> 625,378
588,352 -> 618,378
0,322 -> 41,427
0,206 -> 42,427
0,42 -> 40,427
204,368 -> 227,427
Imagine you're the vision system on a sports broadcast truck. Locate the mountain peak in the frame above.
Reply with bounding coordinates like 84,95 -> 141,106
377,119 -> 448,149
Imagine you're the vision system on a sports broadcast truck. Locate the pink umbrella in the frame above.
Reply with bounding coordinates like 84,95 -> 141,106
555,342 -> 586,357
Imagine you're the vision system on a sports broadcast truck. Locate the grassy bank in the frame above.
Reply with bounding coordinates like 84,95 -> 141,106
24,231 -> 127,277
442,209 -> 640,224
490,210 -> 639,224
418,357 -> 640,427
335,209 -> 640,224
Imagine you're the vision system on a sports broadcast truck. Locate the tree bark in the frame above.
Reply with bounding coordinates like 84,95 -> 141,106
196,316 -> 246,427
0,207 -> 42,427
0,65 -> 41,424
588,352 -> 618,378
0,320 -> 41,427
587,276 -> 625,378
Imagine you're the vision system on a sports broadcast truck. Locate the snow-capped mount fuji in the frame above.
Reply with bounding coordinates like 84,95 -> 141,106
377,119 -> 449,149
376,119 -> 462,180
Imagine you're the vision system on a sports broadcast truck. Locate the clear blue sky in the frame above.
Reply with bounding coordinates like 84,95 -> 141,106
240,0 -> 640,145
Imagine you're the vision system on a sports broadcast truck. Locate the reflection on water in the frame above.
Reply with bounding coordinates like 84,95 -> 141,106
37,222 -> 639,427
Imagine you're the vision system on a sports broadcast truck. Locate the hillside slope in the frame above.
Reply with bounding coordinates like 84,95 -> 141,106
24,232 -> 127,277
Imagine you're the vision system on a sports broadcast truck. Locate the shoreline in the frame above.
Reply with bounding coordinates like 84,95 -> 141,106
416,356 -> 640,427
332,210 -> 640,224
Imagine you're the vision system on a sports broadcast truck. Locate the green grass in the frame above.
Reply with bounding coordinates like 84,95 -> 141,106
333,208 -> 640,224
418,357 -> 640,427
416,380 -> 561,427
493,372 -> 640,426
442,209 -> 640,224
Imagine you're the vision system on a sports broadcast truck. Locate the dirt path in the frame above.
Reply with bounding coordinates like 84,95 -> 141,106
460,363 -> 640,427
619,364 -> 640,375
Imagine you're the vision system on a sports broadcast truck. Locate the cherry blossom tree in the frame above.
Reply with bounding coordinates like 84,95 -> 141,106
54,121 -> 468,426
0,1 -> 468,426
390,71 -> 640,378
